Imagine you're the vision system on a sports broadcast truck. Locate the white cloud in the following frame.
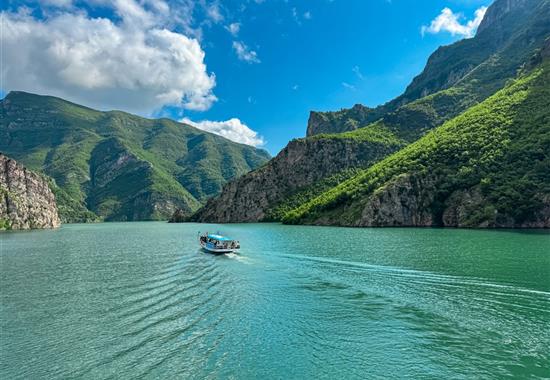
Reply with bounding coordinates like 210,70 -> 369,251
291,7 -> 300,24
206,3 -> 223,23
291,7 -> 311,24
342,82 -> 356,90
181,117 -> 265,147
352,65 -> 364,80
232,41 -> 260,63
40,0 -> 73,7
0,2 -> 216,114
421,6 -> 487,38
226,22 -> 240,36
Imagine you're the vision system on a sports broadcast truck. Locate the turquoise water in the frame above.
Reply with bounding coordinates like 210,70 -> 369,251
1,222 -> 549,379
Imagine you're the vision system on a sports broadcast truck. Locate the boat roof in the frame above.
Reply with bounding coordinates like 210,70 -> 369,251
207,234 -> 234,241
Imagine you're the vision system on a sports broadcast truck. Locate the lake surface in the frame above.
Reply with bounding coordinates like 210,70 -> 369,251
1,223 -> 549,379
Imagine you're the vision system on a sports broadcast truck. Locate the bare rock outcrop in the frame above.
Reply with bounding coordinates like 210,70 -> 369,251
0,153 -> 61,230
443,188 -> 550,228
477,0 -> 528,35
357,174 -> 436,227
347,175 -> 550,228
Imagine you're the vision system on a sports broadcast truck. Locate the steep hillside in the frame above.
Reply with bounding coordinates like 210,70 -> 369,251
0,154 -> 60,230
283,61 -> 550,228
192,0 -> 550,224
0,93 -> 270,222
191,132 -> 404,222
307,0 -> 549,137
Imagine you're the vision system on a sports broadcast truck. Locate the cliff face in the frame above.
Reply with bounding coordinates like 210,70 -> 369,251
477,0 -> 528,34
0,154 -> 61,230
352,175 -> 549,228
355,174 -> 436,227
191,137 -> 400,223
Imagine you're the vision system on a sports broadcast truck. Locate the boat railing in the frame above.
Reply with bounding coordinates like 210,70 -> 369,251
198,232 -> 240,251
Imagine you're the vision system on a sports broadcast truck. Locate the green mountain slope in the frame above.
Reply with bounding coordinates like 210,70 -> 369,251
307,0 -> 550,137
283,60 -> 550,227
192,0 -> 550,225
0,92 -> 270,222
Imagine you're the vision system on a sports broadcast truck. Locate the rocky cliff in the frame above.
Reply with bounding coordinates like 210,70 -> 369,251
477,0 -> 528,34
191,137 -> 402,223
352,175 -> 549,228
0,154 -> 61,230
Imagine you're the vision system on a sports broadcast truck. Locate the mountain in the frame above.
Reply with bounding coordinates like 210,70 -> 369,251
192,0 -> 550,225
307,0 -> 549,137
283,58 -> 550,227
191,134 -> 404,222
0,93 -> 270,222
0,154 -> 61,230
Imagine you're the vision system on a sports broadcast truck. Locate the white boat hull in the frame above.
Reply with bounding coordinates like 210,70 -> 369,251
200,240 -> 237,254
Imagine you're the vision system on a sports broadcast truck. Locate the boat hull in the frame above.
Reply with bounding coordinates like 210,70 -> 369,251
200,241 -> 237,255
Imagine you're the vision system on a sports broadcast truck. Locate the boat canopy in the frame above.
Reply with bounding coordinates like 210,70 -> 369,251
207,234 -> 234,241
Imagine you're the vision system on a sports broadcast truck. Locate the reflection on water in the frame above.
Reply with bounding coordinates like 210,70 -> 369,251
1,223 -> 549,379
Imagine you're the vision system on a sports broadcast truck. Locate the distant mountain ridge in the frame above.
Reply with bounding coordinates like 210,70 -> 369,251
0,92 -> 270,222
192,0 -> 550,227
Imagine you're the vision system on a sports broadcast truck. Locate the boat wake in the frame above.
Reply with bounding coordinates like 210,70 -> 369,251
224,252 -> 251,264
278,252 -> 550,298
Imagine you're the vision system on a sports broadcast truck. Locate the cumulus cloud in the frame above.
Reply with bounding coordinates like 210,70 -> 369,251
421,6 -> 487,38
181,117 -> 265,147
0,1 -> 216,114
232,41 -> 260,63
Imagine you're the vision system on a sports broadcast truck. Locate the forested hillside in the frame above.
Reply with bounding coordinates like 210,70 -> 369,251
0,92 -> 270,221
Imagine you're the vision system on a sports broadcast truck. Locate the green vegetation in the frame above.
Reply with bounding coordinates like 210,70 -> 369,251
0,187 -> 15,229
263,168 -> 362,221
280,2 -> 550,225
283,62 -> 550,226
0,186 -> 11,230
307,104 -> 386,135
0,218 -> 11,230
311,121 -> 407,146
0,93 -> 270,221
191,0 -> 549,227
307,0 -> 550,138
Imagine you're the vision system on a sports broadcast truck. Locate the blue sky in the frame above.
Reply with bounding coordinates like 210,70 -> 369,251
1,0 -> 491,154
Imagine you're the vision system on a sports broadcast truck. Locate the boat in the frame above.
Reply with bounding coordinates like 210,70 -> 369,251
198,232 -> 240,254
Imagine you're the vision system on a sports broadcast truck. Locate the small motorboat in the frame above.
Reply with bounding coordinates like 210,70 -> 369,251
198,232 -> 240,254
